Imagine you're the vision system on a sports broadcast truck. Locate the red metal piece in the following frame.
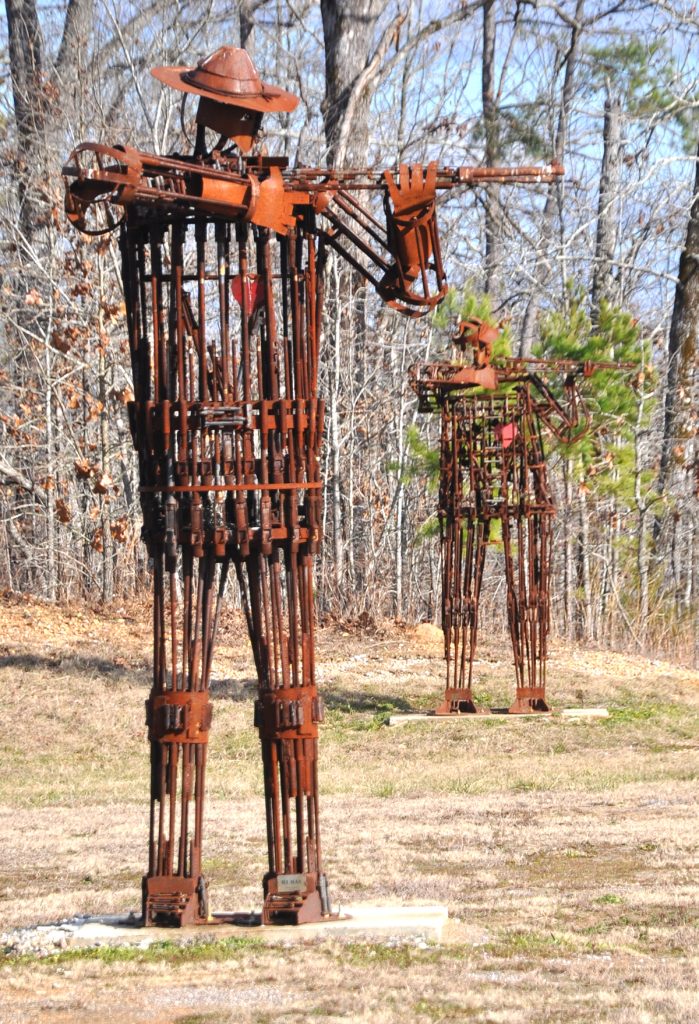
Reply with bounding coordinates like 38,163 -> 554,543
409,319 -> 635,715
231,274 -> 265,311
64,47 -> 563,925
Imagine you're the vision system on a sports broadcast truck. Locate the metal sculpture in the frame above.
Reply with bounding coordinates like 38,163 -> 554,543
410,318 -> 634,715
63,46 -> 562,926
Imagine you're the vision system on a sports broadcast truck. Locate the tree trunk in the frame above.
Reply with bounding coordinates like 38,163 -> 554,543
691,521 -> 699,668
578,488 -> 592,640
599,498 -> 615,644
330,258 -> 344,598
5,0 -> 46,242
563,459 -> 575,639
636,507 -> 649,648
239,0 -> 261,53
97,258 -> 114,603
519,0 -> 585,356
657,135 -> 699,499
319,0 -> 382,613
55,0 -> 94,86
45,355 -> 57,602
320,0 -> 382,165
611,511 -> 621,647
482,0 -> 502,302
633,390 -> 650,650
591,92 -> 622,322
394,324 -> 411,618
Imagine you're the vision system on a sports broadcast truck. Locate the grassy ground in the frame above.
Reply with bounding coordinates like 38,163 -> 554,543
0,595 -> 698,1023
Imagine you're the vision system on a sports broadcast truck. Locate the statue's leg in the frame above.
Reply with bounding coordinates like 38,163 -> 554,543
437,515 -> 490,714
235,543 -> 330,925
142,546 -> 226,926
504,512 -> 551,714
521,511 -> 552,712
502,514 -> 524,710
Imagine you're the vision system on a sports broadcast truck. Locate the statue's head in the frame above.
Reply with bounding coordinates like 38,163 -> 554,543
453,318 -> 501,367
151,46 -> 299,153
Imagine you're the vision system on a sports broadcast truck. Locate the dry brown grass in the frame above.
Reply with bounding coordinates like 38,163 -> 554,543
1,596 -> 698,1023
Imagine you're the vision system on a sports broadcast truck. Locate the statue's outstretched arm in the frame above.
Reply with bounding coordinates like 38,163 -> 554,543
529,369 -> 591,444
309,161 -> 445,318
313,161 -> 563,318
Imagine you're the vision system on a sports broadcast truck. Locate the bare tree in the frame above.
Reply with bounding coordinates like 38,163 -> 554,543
591,91 -> 623,320
657,135 -> 699,501
519,0 -> 585,357
482,0 -> 502,300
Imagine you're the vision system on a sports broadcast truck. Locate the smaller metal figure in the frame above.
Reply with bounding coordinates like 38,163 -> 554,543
410,319 -> 634,715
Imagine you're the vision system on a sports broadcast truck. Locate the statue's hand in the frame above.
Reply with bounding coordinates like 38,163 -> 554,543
379,161 -> 446,316
251,167 -> 307,235
383,163 -> 438,223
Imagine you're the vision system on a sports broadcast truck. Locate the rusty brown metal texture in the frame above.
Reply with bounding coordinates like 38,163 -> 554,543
122,208 -> 329,926
63,45 -> 565,926
63,143 -> 562,313
409,319 -> 635,716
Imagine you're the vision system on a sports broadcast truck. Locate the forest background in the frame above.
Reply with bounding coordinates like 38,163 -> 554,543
0,0 -> 696,663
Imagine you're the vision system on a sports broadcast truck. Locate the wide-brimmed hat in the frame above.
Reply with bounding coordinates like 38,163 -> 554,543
151,46 -> 299,114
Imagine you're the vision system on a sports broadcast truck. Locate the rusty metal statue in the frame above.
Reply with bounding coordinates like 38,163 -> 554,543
410,318 -> 634,715
63,46 -> 562,926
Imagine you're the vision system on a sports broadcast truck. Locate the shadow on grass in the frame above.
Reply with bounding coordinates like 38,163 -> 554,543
1,653 -> 416,716
209,679 -> 415,715
209,677 -> 258,701
0,652 -> 147,683
323,688 -> 414,714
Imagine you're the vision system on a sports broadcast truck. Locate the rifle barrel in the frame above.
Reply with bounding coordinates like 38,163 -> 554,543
502,357 -> 637,372
285,163 -> 564,190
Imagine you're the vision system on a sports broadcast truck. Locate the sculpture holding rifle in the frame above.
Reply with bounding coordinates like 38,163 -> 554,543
63,46 -> 562,926
409,318 -> 636,716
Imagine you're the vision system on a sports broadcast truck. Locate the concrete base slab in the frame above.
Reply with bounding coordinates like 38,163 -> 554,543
388,707 -> 608,726
560,707 -> 609,718
4,905 -> 449,957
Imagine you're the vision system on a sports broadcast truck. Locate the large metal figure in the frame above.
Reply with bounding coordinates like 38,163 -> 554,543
410,318 -> 633,715
64,46 -> 561,926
